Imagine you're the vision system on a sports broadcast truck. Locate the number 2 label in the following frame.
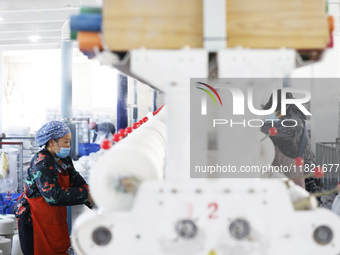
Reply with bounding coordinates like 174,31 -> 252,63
208,202 -> 218,219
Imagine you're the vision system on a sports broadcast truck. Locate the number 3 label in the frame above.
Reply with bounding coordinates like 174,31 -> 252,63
208,202 -> 218,219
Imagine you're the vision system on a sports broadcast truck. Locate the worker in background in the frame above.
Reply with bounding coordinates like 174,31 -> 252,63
261,89 -> 320,192
14,121 -> 93,255
89,121 -> 115,144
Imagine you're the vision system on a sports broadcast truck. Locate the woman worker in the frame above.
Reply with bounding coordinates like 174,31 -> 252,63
261,89 -> 320,192
14,121 -> 93,255
89,121 -> 115,143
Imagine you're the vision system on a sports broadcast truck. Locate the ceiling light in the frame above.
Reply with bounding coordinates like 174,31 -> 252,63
28,35 -> 42,42
0,17 -> 3,22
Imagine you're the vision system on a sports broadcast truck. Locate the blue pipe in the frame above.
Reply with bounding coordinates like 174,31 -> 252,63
153,89 -> 157,112
61,40 -> 73,123
61,33 -> 73,236
133,80 -> 138,123
117,74 -> 128,130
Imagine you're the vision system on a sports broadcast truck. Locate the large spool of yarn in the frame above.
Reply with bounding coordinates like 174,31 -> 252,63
90,108 -> 167,211
4,234 -> 13,244
2,215 -> 16,241
2,214 -> 16,229
0,238 -> 11,255
0,218 -> 14,235
0,250 -> 3,255
1,215 -> 15,221
11,234 -> 23,255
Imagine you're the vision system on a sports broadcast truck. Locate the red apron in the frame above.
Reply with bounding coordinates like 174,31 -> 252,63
26,169 -> 71,255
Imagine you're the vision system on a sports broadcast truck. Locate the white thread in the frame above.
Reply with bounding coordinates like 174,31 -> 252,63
11,234 -> 23,255
0,218 -> 14,235
1,215 -> 16,230
0,238 -> 11,255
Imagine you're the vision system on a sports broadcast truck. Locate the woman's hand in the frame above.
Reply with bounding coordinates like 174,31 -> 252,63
86,192 -> 94,207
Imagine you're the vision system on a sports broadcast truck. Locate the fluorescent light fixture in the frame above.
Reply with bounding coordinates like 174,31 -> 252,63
28,35 -> 42,42
0,17 -> 3,22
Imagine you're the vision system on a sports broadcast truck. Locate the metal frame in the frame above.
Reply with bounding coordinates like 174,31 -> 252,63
316,142 -> 340,189
0,136 -> 40,193
73,117 -> 91,144
130,49 -> 208,179
0,141 -> 24,193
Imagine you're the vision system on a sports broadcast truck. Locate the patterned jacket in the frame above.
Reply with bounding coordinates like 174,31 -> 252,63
14,148 -> 89,224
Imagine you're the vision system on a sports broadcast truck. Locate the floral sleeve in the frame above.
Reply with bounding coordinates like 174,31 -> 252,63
68,160 -> 89,192
32,153 -> 88,206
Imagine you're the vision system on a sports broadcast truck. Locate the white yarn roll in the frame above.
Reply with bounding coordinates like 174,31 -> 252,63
0,250 -> 3,255
90,109 -> 167,211
0,238 -> 11,255
1,215 -> 16,230
0,218 -> 14,235
2,215 -> 15,221
11,234 -> 23,255
4,234 -> 13,244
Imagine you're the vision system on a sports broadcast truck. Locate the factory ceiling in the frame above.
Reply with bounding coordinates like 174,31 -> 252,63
0,0 -> 100,51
